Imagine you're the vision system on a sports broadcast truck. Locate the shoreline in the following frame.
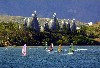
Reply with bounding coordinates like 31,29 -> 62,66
1,45 -> 100,47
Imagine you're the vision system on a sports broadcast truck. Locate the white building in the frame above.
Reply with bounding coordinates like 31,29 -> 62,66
40,26 -> 44,32
88,22 -> 93,26
76,27 -> 80,30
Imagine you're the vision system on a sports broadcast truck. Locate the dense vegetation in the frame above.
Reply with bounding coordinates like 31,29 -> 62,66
0,21 -> 100,47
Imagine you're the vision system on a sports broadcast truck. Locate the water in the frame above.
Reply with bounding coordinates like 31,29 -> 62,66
0,46 -> 100,68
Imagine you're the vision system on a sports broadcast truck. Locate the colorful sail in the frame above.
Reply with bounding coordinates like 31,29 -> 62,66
71,43 -> 74,52
48,43 -> 54,51
22,44 -> 27,56
68,43 -> 74,54
58,44 -> 62,53
71,45 -> 74,52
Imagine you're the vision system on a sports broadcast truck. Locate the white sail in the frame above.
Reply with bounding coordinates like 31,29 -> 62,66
22,44 -> 27,56
51,43 -> 54,48
48,43 -> 54,52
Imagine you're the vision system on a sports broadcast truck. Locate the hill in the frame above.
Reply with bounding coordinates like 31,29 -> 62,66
0,15 -> 85,27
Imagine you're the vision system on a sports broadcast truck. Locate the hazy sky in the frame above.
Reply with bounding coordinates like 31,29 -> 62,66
0,0 -> 100,22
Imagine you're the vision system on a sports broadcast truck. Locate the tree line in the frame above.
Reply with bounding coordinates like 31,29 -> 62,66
0,12 -> 100,46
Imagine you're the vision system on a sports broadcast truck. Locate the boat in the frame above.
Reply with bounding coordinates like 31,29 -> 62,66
58,44 -> 62,53
22,44 -> 27,56
48,43 -> 54,52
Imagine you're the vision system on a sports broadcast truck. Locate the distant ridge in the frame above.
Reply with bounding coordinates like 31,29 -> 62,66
0,15 -> 85,27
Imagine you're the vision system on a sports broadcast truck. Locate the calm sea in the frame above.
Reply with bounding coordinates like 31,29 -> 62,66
0,46 -> 100,68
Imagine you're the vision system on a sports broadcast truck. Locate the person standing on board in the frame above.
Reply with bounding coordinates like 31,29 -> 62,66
71,43 -> 74,53
22,44 -> 27,56
58,44 -> 62,53
48,43 -> 54,51
68,43 -> 74,54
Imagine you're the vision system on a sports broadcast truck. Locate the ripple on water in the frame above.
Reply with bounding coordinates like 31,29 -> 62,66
0,46 -> 100,68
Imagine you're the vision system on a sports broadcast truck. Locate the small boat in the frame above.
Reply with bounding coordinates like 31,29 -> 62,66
22,44 -> 27,56
58,44 -> 62,53
48,43 -> 54,52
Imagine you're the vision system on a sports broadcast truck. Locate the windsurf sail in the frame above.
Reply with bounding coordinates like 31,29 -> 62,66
71,44 -> 74,52
58,44 -> 62,53
48,43 -> 54,51
68,48 -> 73,55
22,44 -> 27,56
68,43 -> 74,54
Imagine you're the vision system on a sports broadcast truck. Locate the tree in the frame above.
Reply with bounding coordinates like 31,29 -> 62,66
77,25 -> 87,36
50,13 -> 60,31
31,11 -> 40,32
44,22 -> 49,32
71,19 -> 77,34
62,20 -> 67,32
23,18 -> 27,29
66,19 -> 71,34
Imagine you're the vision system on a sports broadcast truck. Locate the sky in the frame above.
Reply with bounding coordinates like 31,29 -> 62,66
0,0 -> 100,22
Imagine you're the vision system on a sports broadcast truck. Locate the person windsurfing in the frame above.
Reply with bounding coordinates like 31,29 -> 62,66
48,43 -> 54,51
68,43 -> 74,54
22,44 -> 27,56
71,43 -> 74,53
58,44 -> 62,53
